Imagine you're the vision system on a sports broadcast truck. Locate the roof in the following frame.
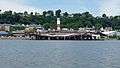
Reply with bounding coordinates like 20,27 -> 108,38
0,24 -> 11,26
0,31 -> 9,35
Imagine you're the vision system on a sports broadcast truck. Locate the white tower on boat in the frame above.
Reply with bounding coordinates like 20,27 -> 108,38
57,18 -> 61,31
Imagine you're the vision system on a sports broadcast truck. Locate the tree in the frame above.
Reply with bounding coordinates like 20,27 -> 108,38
24,11 -> 28,16
43,11 -> 47,17
0,10 -> 120,30
30,12 -> 33,16
55,9 -> 61,17
102,14 -> 107,18
63,12 -> 69,17
43,23 -> 50,29
0,10 -> 1,14
47,10 -> 54,17
0,10 -> 1,20
95,23 -> 102,30
82,12 -> 92,18
73,13 -> 81,17
85,21 -> 92,28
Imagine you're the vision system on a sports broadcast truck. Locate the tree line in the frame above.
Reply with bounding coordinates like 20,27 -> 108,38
0,9 -> 120,30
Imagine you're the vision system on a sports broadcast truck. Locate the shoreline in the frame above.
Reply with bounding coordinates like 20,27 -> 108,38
0,37 -> 111,41
0,37 -> 30,40
0,36 -> 119,41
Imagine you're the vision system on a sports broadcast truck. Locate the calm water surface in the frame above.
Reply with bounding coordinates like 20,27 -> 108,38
0,40 -> 120,68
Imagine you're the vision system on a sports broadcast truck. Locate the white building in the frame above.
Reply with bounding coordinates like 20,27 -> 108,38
62,28 -> 69,31
36,27 -> 44,32
102,31 -> 117,36
0,24 -> 11,31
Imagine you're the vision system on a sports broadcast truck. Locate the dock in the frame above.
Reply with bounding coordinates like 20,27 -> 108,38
31,31 -> 101,40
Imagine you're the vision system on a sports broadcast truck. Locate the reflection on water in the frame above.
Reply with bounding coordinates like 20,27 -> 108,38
0,40 -> 120,68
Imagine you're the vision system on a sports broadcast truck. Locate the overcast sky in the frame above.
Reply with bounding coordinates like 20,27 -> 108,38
0,0 -> 120,16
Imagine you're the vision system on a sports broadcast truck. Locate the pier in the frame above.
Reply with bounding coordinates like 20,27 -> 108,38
33,31 -> 101,40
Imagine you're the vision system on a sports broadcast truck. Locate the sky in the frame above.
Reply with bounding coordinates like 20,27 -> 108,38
0,0 -> 120,16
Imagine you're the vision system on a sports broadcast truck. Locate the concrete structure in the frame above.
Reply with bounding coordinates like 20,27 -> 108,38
92,34 -> 101,39
57,18 -> 61,31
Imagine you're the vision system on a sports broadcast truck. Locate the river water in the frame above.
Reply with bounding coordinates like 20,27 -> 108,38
0,40 -> 120,68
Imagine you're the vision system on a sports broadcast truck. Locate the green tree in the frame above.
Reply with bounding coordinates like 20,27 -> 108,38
47,10 -> 54,17
43,11 -> 47,17
63,12 -> 69,17
55,9 -> 61,17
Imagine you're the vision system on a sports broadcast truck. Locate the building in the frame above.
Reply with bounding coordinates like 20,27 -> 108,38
12,30 -> 25,37
102,31 -> 117,36
62,28 -> 69,31
0,31 -> 9,36
0,24 -> 11,31
36,27 -> 45,32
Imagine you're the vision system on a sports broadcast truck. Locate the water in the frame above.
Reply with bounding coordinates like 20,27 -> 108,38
0,40 -> 120,68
